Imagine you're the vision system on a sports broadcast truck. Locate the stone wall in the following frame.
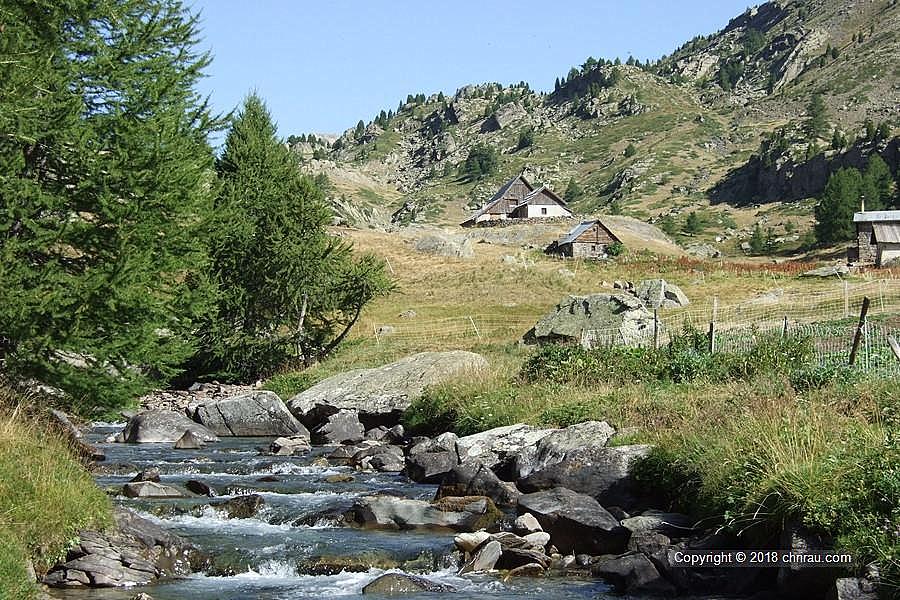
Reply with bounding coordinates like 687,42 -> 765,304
856,223 -> 877,264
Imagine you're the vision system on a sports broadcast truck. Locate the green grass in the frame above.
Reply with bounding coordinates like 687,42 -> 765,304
0,389 -> 112,599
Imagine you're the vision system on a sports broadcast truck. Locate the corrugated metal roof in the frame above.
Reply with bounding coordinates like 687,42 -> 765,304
853,210 -> 900,223
873,222 -> 900,244
558,220 -> 596,245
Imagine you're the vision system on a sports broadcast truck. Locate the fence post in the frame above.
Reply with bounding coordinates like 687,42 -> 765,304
879,279 -> 885,314
468,316 -> 482,340
373,323 -> 380,345
848,297 -> 871,366
843,280 -> 849,319
781,316 -> 789,338
888,335 -> 900,364
708,297 -> 718,353
653,309 -> 660,350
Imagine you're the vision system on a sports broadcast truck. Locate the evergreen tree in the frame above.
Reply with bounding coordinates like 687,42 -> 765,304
876,121 -> 892,141
203,95 -> 390,378
805,93 -> 828,139
864,119 -> 876,141
861,155 -> 894,210
748,223 -> 766,254
683,212 -> 704,235
815,168 -> 863,244
354,119 -> 365,139
564,178 -> 584,203
461,144 -> 499,181
0,0 -> 221,410
516,128 -> 535,151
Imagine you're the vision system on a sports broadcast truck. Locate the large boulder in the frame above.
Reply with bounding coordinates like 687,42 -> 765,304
117,410 -> 218,444
122,481 -> 183,499
517,488 -> 629,555
190,391 -> 308,438
456,424 -> 554,476
517,444 -> 653,511
513,421 -> 616,479
524,294 -> 657,346
413,233 -> 474,259
345,495 -> 501,532
435,462 -> 520,507
403,450 -> 459,483
459,540 -> 502,574
632,279 -> 690,309
288,352 -> 487,429
591,552 -> 676,595
312,410 -> 365,445
362,572 -> 455,595
44,508 -> 200,588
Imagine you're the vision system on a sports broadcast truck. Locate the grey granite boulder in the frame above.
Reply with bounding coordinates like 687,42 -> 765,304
513,420 -> 616,479
524,294 -> 657,346
345,495 -> 501,532
117,410 -> 218,444
632,278 -> 690,308
456,424 -> 554,475
362,572 -> 456,594
312,409 -> 365,445
287,351 -> 487,429
190,391 -> 308,438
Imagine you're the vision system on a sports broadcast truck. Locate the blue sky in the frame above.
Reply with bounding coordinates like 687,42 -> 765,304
189,1 -> 751,140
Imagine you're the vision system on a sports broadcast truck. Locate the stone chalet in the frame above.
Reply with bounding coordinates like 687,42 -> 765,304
460,174 -> 573,227
853,210 -> 900,267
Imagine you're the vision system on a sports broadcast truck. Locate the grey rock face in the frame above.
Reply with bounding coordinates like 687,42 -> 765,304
517,444 -> 653,511
413,233 -> 474,259
362,572 -> 456,595
435,462 -> 520,507
173,430 -> 204,450
524,294 -> 657,346
312,410 -> 365,445
513,420 -> 616,479
621,510 -> 694,536
122,481 -> 183,499
517,487 -> 629,555
118,410 -> 218,444
191,391 -> 308,438
288,351 -> 487,429
403,450 -> 459,483
345,495 -> 501,532
456,424 -> 554,474
632,279 -> 690,308
44,508 -> 199,588
831,577 -> 878,600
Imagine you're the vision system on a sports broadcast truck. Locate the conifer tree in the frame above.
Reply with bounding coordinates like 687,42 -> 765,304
0,0 -> 221,410
805,93 -> 828,139
815,168 -> 862,244
202,95 -> 390,378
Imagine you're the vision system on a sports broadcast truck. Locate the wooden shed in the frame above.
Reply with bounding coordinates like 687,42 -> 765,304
854,210 -> 900,266
460,174 -> 572,226
548,219 -> 622,259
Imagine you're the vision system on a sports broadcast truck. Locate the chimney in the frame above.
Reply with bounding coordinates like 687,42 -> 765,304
861,196 -> 866,212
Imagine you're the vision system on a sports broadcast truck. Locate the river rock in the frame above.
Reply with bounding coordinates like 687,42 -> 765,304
362,572 -> 456,595
632,279 -> 690,308
523,531 -> 551,551
523,293 -> 657,346
190,391 -> 308,438
777,524 -> 838,599
517,488 -> 629,555
454,531 -> 491,553
118,410 -> 218,444
434,462 -> 520,507
513,421 -> 616,479
506,563 -> 546,577
218,494 -> 264,519
346,495 -> 501,532
173,430 -> 204,449
367,452 -> 405,473
459,540 -> 502,574
312,410 -> 365,445
129,468 -> 160,483
44,508 -> 200,588
831,577 -> 878,600
591,552 -> 676,595
621,510 -> 694,536
513,513 -> 543,534
409,432 -> 459,454
364,424 -> 404,443
403,450 -> 459,483
184,480 -> 215,497
517,444 -> 653,511
496,547 -> 550,571
122,481 -> 183,498
269,435 -> 311,456
456,424 -> 554,475
287,351 -> 487,429
627,531 -> 671,555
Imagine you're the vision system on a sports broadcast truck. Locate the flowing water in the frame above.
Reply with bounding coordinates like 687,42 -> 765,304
49,423 -> 617,600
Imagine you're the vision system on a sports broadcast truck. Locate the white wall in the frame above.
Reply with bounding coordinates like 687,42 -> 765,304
525,204 -> 571,218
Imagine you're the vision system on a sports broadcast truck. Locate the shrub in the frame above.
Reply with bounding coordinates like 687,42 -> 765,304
624,143 -> 637,157
606,242 -> 625,257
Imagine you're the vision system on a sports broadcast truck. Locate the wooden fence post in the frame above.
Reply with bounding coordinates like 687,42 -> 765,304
843,280 -> 849,319
848,297 -> 871,366
373,323 -> 380,345
468,316 -> 482,340
708,297 -> 718,353
888,335 -> 900,364
653,309 -> 660,350
781,316 -> 789,338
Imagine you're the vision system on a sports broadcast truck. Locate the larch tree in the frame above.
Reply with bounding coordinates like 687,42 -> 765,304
0,0 -> 221,411
202,95 -> 390,379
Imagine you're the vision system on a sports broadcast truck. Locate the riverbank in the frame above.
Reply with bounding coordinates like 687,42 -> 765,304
0,388 -> 112,600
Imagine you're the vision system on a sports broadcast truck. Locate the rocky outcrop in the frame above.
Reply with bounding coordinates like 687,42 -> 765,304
312,409 -> 365,445
524,294 -> 657,346
116,410 -> 218,444
190,391 -> 308,438
44,508 -> 200,587
288,351 -> 487,429
517,487 -> 629,555
517,444 -> 653,511
632,279 -> 690,309
362,572 -> 456,595
345,495 -> 501,533
216,494 -> 265,519
455,424 -> 554,475
513,421 -> 616,479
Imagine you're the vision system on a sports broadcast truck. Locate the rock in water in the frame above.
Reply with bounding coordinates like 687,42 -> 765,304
269,436 -> 311,456
435,462 -> 520,507
523,294 -> 657,346
217,494 -> 265,519
44,508 -> 200,588
632,279 -> 690,308
455,424 -> 554,473
173,430 -> 204,449
591,553 -> 676,595
312,410 -> 365,445
517,487 -> 629,555
129,468 -> 161,483
362,573 -> 455,595
346,495 -> 501,532
118,410 -> 218,444
403,450 -> 458,483
513,420 -> 616,479
287,351 -> 487,429
459,540 -> 502,574
184,480 -> 215,497
190,391 -> 308,438
122,481 -> 183,498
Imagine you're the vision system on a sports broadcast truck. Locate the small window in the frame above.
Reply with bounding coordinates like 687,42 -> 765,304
591,244 -> 597,251
870,231 -> 876,244
541,207 -> 547,215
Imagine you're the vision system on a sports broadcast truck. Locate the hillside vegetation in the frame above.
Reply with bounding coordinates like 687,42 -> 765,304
296,0 -> 900,258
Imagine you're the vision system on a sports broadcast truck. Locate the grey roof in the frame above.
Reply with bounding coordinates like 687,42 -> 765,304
559,220 -> 597,245
853,210 -> 900,223
873,222 -> 900,244
461,174 -> 533,224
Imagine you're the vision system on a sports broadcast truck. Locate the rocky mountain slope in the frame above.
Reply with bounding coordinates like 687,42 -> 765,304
294,0 -> 899,257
